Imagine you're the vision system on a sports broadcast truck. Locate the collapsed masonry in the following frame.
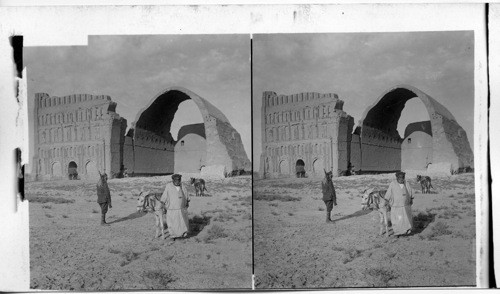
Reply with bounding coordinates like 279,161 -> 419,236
259,85 -> 473,178
33,87 -> 250,180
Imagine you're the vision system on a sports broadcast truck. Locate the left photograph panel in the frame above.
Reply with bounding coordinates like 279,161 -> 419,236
24,34 -> 252,290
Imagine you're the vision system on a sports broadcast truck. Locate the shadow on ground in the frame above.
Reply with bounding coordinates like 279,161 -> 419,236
411,212 -> 436,235
189,215 -> 211,237
333,209 -> 372,223
108,211 -> 147,224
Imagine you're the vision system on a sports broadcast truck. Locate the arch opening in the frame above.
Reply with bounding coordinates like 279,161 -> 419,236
135,90 -> 198,142
128,87 -> 250,177
171,100 -> 204,141
172,100 -> 206,173
295,159 -> 305,178
399,99 -> 432,171
360,87 -> 431,173
397,99 -> 431,139
359,85 -> 473,174
68,161 -> 78,180
132,90 -> 200,175
363,87 -> 422,139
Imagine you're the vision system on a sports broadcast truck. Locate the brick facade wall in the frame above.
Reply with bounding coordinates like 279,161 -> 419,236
260,91 -> 353,178
33,88 -> 250,180
33,93 -> 125,180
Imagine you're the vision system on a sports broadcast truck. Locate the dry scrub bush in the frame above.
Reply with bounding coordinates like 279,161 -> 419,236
189,215 -> 211,234
28,196 -> 75,204
427,221 -> 452,240
453,230 -> 473,240
365,267 -> 398,287
239,195 -> 252,206
108,248 -> 121,254
412,211 -> 435,233
213,211 -> 236,222
254,192 -> 300,202
203,224 -> 228,242
143,269 -> 176,288
342,249 -> 362,264
120,251 -> 140,266
229,229 -> 252,243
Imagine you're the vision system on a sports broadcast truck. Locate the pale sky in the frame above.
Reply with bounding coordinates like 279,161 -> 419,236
252,31 -> 475,171
25,34 -> 251,169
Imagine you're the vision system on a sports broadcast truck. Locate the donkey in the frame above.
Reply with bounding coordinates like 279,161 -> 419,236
136,190 -> 167,239
416,175 -> 433,194
190,178 -> 208,197
361,188 -> 391,237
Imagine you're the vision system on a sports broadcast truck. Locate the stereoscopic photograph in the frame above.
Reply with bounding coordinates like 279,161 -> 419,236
0,3 -> 492,292
24,34 -> 252,290
252,32 -> 477,288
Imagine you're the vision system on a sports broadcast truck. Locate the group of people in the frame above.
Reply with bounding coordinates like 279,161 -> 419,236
322,171 -> 414,237
96,173 -> 191,240
97,168 -> 414,238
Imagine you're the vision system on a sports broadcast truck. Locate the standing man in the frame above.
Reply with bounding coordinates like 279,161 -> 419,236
161,174 -> 190,240
322,170 -> 337,223
97,172 -> 112,226
385,172 -> 414,236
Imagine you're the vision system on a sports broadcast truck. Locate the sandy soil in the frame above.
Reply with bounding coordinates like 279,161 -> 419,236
26,175 -> 252,290
253,172 -> 476,289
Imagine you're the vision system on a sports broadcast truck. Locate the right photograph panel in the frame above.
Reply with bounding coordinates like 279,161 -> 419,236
252,32 -> 476,288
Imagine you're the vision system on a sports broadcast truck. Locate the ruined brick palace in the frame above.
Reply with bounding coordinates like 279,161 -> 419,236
259,85 -> 473,178
33,87 -> 250,180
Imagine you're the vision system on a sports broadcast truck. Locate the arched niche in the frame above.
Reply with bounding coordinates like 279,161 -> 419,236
68,161 -> 78,180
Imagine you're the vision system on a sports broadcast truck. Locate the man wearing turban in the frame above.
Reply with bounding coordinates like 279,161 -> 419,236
385,172 -> 414,236
161,174 -> 190,240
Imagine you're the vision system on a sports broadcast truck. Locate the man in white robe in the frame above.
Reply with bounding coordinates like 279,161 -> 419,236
161,174 -> 190,240
385,172 -> 414,236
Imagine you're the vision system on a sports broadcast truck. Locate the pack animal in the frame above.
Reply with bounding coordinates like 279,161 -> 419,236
136,191 -> 167,239
361,189 -> 391,237
190,178 -> 208,197
416,175 -> 433,194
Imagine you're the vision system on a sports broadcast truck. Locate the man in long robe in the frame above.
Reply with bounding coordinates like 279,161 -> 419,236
96,172 -> 112,226
385,172 -> 414,236
161,174 -> 190,240
322,170 -> 337,223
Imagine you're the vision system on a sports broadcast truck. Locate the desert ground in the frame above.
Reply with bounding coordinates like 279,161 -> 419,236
26,175 -> 252,290
254,172 -> 476,289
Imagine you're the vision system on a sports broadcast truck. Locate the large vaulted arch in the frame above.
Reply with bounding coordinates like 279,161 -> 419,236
358,85 -> 473,173
130,87 -> 250,175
